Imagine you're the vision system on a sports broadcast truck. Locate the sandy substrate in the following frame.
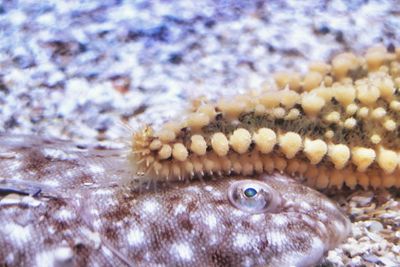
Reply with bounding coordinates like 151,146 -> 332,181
0,1 -> 399,266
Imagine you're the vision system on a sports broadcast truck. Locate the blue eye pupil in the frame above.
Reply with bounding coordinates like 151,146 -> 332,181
244,187 -> 257,198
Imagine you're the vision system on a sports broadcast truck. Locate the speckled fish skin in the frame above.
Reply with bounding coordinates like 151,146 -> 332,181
0,135 -> 350,267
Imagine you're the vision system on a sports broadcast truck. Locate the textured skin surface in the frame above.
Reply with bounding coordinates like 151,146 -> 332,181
0,135 -> 350,266
132,47 -> 400,190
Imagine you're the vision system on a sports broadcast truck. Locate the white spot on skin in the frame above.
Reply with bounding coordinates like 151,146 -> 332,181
250,214 -> 264,223
300,202 -> 312,211
211,190 -> 222,197
232,209 -> 246,217
42,179 -> 60,187
234,233 -> 251,248
93,189 -> 113,196
271,214 -> 288,226
268,230 -> 287,247
54,246 -> 73,262
205,214 -> 217,229
35,250 -> 56,267
127,228 -> 145,246
42,148 -> 78,160
285,238 -> 324,267
172,242 -> 193,261
173,203 -> 186,215
101,246 -> 113,258
3,223 -> 31,248
80,227 -> 101,249
54,208 -> 75,221
324,201 -> 338,212
142,199 -> 160,214
88,164 -> 105,174
204,185 -> 213,192
185,186 -> 201,193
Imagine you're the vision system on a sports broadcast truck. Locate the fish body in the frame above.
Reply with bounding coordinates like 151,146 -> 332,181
0,135 -> 350,266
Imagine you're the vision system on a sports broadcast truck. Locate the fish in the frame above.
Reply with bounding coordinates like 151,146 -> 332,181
0,135 -> 350,267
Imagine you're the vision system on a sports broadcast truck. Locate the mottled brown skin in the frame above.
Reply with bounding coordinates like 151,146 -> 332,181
0,135 -> 350,266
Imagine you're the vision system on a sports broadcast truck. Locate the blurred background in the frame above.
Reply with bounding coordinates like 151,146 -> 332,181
0,0 -> 399,141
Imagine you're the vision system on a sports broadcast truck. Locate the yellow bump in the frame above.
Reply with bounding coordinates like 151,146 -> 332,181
377,76 -> 395,100
164,121 -> 182,133
158,129 -> 176,143
309,61 -> 331,75
303,71 -> 323,91
313,86 -> 333,102
325,130 -> 334,139
229,128 -> 252,154
211,132 -> 229,157
301,93 -> 325,116
172,143 -> 188,162
285,108 -> 300,120
371,107 -> 386,120
365,48 -> 386,70
254,104 -> 266,115
149,139 -> 162,150
346,103 -> 358,116
197,104 -> 216,120
253,128 -> 276,154
389,100 -> 400,111
190,135 -> 207,156
351,147 -> 376,172
383,119 -> 396,131
279,132 -> 303,159
328,144 -> 350,169
217,99 -> 246,118
186,112 -> 210,129
324,76 -> 333,87
158,144 -> 172,159
324,111 -> 340,123
357,107 -> 369,118
370,134 -> 381,144
260,92 -> 281,108
344,118 -> 357,129
334,85 -> 356,106
303,139 -> 328,164
377,147 -> 398,174
280,90 -> 300,108
332,53 -> 358,79
274,71 -> 301,91
272,107 -> 286,118
356,84 -> 380,105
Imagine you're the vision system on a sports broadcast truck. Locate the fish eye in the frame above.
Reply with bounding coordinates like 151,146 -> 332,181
228,180 -> 283,214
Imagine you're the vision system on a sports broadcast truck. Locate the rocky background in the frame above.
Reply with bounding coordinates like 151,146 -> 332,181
0,0 -> 399,266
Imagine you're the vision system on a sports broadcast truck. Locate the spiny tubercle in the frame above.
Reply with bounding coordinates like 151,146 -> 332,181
132,45 -> 400,190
